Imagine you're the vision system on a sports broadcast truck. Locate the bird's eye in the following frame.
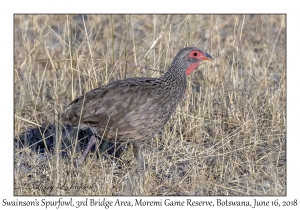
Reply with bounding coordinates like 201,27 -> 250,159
193,52 -> 198,56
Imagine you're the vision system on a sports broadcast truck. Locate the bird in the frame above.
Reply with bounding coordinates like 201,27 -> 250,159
61,47 -> 213,167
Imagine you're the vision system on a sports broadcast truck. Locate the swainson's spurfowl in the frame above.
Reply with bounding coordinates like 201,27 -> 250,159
62,47 -> 213,167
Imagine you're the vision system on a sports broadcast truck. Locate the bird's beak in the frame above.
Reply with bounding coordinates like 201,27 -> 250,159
203,52 -> 213,61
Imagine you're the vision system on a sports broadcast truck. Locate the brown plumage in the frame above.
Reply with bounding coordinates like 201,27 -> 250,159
62,47 -> 212,166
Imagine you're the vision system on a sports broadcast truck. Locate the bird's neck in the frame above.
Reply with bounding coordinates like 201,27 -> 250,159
159,64 -> 187,95
161,63 -> 187,84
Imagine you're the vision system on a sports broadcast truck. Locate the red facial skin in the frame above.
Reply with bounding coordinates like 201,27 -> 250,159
185,50 -> 212,76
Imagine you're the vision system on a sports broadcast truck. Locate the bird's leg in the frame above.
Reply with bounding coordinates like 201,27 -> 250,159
132,142 -> 145,171
75,135 -> 96,167
132,142 -> 145,195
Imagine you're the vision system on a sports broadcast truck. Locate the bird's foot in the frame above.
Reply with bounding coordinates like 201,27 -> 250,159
74,135 -> 97,167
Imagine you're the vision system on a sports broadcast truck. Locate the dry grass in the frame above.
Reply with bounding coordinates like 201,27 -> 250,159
14,14 -> 286,196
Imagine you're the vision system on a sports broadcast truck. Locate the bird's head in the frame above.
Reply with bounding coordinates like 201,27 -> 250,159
170,47 -> 213,76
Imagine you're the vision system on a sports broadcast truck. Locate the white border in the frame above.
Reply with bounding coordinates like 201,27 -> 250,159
2,1 -> 299,209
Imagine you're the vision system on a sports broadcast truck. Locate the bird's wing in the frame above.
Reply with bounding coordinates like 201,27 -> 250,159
62,78 -> 167,140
